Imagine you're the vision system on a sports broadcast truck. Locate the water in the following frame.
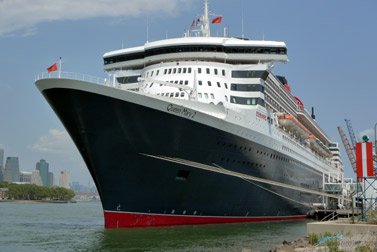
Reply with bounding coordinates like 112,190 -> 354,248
0,201 -> 308,251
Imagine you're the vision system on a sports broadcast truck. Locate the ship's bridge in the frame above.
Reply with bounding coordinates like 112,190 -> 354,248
103,37 -> 288,71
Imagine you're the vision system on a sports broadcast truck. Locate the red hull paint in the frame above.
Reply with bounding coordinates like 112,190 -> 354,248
104,211 -> 306,228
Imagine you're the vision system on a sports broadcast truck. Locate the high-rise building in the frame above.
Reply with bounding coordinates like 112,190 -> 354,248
59,170 -> 70,189
0,148 -> 4,181
4,157 -> 20,183
19,171 -> 32,183
36,159 -> 49,186
31,170 -> 43,186
0,167 -> 4,181
48,172 -> 54,187
0,148 -> 4,168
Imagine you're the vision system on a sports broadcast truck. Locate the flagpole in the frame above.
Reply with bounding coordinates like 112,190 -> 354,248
58,57 -> 62,78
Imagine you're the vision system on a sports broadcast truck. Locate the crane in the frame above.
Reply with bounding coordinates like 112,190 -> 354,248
337,126 -> 357,173
345,119 -> 357,151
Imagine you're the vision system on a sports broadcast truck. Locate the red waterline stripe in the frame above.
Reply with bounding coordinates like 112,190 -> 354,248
103,211 -> 306,228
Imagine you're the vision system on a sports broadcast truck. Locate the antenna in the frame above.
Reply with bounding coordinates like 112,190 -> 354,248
241,0 -> 244,38
146,17 -> 149,42
202,0 -> 210,37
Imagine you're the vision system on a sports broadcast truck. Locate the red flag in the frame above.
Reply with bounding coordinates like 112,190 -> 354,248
47,63 -> 58,73
356,142 -> 374,179
212,16 -> 222,24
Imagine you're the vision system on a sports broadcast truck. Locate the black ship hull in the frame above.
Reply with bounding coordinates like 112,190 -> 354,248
37,79 -> 324,228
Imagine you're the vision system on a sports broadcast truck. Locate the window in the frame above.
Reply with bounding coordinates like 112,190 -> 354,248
210,93 -> 215,99
207,81 -> 212,86
149,83 -> 153,87
225,95 -> 228,102
214,69 -> 218,75
170,93 -> 174,97
198,80 -> 203,86
156,70 -> 160,76
230,84 -> 264,92
222,69 -> 226,76
164,69 -> 167,74
224,83 -> 228,89
168,69 -> 172,74
174,80 -> 178,84
198,93 -> 202,98
151,71 -> 154,76
183,68 -> 187,73
206,68 -> 210,74
188,67 -> 192,73
165,93 -> 169,97
180,92 -> 185,97
229,96 -> 265,106
173,68 -> 177,74
198,68 -> 202,74
178,68 -> 182,73
179,80 -> 183,85
204,93 -> 209,99
231,70 -> 269,80
175,92 -> 179,97
217,82 -> 221,87
184,80 -> 188,85
116,75 -> 140,84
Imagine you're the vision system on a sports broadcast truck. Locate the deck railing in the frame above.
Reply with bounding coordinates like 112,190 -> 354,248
35,71 -> 106,85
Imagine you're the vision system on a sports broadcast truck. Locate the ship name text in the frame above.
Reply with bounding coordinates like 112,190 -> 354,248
167,104 -> 196,119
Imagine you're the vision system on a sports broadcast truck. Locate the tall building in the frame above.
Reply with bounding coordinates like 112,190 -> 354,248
48,172 -> 54,187
0,167 -> 4,181
0,148 -> 4,181
36,159 -> 49,186
59,170 -> 70,189
31,170 -> 43,186
0,148 -> 4,168
19,171 -> 32,183
4,157 -> 20,183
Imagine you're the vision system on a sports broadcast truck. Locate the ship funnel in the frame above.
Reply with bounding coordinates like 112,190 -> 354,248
311,107 -> 316,120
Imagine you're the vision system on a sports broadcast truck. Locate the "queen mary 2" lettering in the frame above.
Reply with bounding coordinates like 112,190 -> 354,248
167,104 -> 197,119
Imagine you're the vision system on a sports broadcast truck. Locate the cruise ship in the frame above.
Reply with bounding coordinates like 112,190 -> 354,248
35,1 -> 344,228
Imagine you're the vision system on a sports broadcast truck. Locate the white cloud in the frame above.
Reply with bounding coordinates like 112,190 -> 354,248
31,128 -> 75,155
0,0 -> 195,36
358,128 -> 376,142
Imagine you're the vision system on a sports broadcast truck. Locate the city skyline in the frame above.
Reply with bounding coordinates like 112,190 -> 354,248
1,0 -> 377,183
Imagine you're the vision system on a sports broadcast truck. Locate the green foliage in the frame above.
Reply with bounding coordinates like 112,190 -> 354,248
1,183 -> 75,201
356,245 -> 373,252
309,233 -> 319,245
326,238 -> 342,252
0,181 -> 10,188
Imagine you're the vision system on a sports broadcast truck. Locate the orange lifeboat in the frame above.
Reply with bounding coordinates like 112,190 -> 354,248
278,114 -> 311,139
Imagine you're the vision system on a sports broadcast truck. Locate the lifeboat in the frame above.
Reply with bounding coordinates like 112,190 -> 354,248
307,134 -> 331,157
278,114 -> 310,139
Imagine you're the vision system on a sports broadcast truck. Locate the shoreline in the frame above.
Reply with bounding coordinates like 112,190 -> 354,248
0,199 -> 73,204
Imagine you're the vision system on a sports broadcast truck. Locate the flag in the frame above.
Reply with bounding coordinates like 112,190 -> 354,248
212,16 -> 222,24
190,20 -> 195,29
356,142 -> 374,178
47,63 -> 58,73
196,17 -> 201,25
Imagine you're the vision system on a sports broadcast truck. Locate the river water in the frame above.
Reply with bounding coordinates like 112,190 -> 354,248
0,201 -> 307,251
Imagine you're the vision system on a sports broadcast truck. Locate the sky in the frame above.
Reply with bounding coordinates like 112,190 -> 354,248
0,0 -> 376,185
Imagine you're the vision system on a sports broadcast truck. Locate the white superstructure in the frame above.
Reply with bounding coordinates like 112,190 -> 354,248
99,1 -> 342,179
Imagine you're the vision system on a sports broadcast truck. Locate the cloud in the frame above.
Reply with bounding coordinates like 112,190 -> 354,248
0,0 -> 195,36
358,128 -> 376,141
31,129 -> 76,155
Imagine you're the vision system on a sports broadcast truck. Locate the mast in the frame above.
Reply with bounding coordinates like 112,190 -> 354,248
202,0 -> 210,37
